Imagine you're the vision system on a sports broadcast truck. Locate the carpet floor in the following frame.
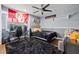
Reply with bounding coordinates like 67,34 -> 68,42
6,37 -> 63,54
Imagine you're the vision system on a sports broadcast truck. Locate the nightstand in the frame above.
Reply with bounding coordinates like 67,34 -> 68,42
50,38 -> 64,52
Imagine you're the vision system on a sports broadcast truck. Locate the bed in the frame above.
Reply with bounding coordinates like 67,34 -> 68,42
31,31 -> 57,42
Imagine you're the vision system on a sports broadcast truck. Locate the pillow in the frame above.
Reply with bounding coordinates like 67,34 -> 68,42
32,28 -> 42,32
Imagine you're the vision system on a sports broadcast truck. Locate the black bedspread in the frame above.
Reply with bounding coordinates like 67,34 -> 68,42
6,37 -> 62,54
31,31 -> 57,42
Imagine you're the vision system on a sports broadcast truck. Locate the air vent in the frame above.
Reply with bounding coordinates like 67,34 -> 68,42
45,14 -> 56,19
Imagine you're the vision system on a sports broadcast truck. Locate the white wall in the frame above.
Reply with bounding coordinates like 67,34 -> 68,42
40,14 -> 79,29
0,4 -> 2,44
40,14 -> 79,37
27,15 -> 34,32
2,5 -> 9,31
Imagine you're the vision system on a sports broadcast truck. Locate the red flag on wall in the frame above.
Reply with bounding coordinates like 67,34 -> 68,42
8,9 -> 29,23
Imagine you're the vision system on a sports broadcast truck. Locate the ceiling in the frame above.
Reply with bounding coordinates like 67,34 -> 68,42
3,4 -> 79,17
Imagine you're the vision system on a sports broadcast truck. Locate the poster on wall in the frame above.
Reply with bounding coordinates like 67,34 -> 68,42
8,9 -> 29,23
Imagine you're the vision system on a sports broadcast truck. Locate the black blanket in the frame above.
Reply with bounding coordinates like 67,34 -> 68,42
31,31 -> 57,42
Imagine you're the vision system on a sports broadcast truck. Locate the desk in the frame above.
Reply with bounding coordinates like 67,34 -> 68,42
0,44 -> 6,54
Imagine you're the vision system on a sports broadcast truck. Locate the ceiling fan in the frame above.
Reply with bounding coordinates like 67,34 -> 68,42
32,4 -> 52,15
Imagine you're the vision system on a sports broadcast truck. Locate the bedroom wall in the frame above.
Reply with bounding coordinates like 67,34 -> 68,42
27,14 -> 40,30
2,5 -> 9,31
27,14 -> 40,37
0,4 -> 2,44
40,14 -> 79,37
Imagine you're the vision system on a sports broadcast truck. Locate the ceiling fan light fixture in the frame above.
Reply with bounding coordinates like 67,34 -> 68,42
32,4 -> 52,15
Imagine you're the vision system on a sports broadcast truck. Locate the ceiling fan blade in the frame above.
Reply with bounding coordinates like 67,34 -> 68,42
43,4 -> 50,9
43,9 -> 52,12
32,6 -> 40,10
33,11 -> 39,13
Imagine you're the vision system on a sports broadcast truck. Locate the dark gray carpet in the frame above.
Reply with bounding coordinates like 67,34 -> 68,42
6,37 -> 63,54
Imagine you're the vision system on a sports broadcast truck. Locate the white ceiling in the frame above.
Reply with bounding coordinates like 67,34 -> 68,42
3,4 -> 79,17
